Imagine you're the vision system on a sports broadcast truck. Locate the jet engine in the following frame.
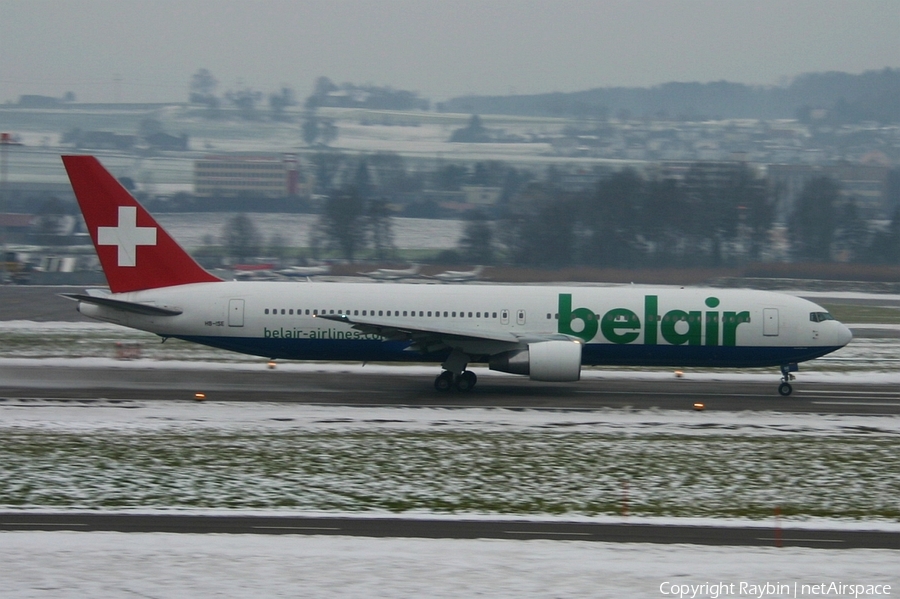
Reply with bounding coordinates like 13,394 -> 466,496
489,340 -> 582,382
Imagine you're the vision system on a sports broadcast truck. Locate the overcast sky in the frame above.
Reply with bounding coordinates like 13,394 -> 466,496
1,0 -> 898,104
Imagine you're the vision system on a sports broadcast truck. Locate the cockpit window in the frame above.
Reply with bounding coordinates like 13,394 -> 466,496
810,312 -> 835,323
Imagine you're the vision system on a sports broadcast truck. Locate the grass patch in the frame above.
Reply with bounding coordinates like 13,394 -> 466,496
1,429 -> 898,521
820,303 -> 900,324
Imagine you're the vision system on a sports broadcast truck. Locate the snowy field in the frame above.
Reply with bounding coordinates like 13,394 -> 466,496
3,397 -> 900,520
2,532 -> 897,599
155,212 -> 465,251
1,311 -> 898,596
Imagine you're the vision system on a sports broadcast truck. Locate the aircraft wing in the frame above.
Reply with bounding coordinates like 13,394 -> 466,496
316,313 -> 576,356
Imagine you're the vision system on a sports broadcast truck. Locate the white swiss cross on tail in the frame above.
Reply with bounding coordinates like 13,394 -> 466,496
97,206 -> 157,267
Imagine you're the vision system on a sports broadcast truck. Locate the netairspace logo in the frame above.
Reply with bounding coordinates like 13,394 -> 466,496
659,581 -> 891,598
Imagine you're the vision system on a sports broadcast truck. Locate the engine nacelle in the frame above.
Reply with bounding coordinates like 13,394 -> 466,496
489,340 -> 582,382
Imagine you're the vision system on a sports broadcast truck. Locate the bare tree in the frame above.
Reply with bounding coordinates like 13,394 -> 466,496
320,186 -> 367,261
189,68 -> 219,109
222,214 -> 262,263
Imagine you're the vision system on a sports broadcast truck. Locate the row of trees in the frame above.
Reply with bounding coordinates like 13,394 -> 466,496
440,68 -> 900,124
189,68 -> 299,120
189,66 -> 900,125
182,150 -> 900,268
188,71 -> 427,123
490,167 -> 900,268
309,158 -> 900,268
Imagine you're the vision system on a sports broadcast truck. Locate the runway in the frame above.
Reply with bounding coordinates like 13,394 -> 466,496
2,287 -> 899,547
1,512 -> 897,549
1,362 -> 899,414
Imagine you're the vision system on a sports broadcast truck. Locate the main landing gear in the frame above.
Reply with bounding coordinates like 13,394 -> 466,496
434,348 -> 477,392
778,363 -> 797,396
434,369 -> 477,392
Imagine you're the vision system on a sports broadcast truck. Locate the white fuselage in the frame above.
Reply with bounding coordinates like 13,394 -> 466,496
76,281 -> 852,368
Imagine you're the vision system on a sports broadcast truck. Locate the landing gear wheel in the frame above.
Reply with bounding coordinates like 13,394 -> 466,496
778,364 -> 796,396
454,370 -> 477,392
434,371 -> 454,392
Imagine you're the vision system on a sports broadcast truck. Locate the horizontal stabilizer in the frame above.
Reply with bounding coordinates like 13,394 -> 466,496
60,293 -> 183,316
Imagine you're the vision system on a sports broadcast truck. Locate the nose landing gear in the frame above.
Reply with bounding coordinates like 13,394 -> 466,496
778,363 -> 797,396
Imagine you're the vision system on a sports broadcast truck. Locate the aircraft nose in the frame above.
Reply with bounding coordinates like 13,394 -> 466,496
836,322 -> 853,347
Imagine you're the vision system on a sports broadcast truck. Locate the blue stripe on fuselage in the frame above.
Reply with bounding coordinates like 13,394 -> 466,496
176,335 -> 841,368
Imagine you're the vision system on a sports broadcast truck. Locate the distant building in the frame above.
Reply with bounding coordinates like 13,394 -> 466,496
767,163 -> 893,221
144,132 -> 188,151
462,185 -> 502,206
194,153 -> 307,198
16,95 -> 62,108
62,129 -> 136,151
0,213 -> 36,244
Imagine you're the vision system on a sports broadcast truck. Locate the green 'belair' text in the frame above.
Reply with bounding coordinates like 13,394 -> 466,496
558,294 -> 750,345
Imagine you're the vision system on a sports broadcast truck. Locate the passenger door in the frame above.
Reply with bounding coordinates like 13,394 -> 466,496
763,308 -> 778,336
228,299 -> 245,327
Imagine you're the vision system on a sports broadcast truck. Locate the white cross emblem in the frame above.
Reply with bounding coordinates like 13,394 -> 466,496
97,206 -> 157,267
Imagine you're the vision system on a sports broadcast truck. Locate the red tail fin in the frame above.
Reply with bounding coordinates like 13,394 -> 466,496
62,155 -> 221,293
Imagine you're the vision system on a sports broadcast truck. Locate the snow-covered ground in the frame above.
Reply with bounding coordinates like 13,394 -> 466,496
2,393 -> 899,519
2,389 -> 900,435
156,212 -> 464,251
2,532 -> 896,598
2,311 -> 898,596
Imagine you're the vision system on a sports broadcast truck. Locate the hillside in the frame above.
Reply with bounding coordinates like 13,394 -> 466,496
438,68 -> 900,123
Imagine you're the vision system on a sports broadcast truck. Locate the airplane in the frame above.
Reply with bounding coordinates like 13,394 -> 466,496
278,264 -> 331,278
359,264 -> 420,281
60,155 -> 853,396
428,266 -> 484,283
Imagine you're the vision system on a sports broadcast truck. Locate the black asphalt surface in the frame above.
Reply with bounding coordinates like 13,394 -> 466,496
1,362 -> 899,414
0,512 -> 897,549
0,285 -> 94,322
